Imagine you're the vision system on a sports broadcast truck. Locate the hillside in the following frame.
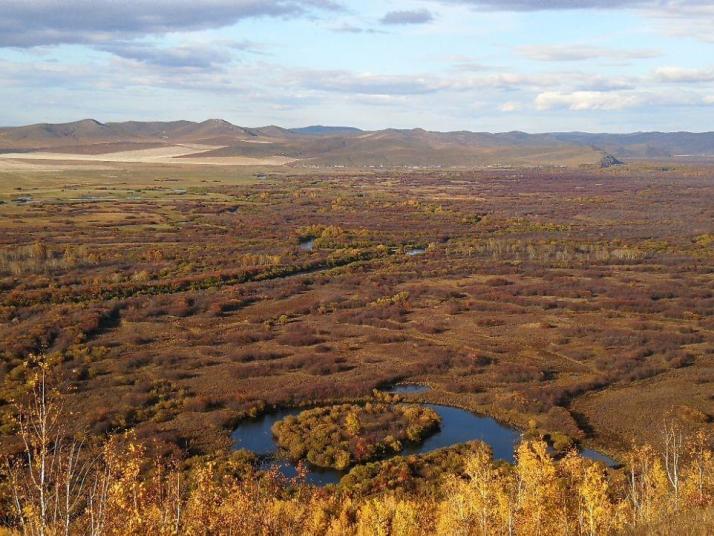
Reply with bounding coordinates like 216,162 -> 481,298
1,119 -> 713,167
552,131 -> 714,158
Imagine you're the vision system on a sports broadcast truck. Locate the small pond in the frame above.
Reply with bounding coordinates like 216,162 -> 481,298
299,238 -> 315,251
384,384 -> 431,394
406,248 -> 426,256
580,448 -> 618,466
231,385 -> 618,486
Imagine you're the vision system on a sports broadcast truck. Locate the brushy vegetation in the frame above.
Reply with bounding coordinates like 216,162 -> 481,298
0,164 -> 713,534
271,403 -> 440,470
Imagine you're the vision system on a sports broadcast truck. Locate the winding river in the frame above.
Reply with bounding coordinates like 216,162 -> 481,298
231,385 -> 617,486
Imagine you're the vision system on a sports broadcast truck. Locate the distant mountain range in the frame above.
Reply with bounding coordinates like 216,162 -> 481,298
1,119 -> 713,167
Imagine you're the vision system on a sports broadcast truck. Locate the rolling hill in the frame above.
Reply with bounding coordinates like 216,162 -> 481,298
551,132 -> 714,158
1,119 -> 713,167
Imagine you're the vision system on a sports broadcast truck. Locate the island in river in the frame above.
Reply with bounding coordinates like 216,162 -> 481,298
271,403 -> 441,470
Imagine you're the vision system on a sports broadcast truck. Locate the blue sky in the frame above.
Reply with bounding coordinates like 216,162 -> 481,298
1,0 -> 713,132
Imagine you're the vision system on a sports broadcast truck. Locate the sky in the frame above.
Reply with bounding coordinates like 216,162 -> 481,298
1,0 -> 713,132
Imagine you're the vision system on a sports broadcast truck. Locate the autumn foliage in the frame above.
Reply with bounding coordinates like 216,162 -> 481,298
1,368 -> 713,535
271,403 -> 440,470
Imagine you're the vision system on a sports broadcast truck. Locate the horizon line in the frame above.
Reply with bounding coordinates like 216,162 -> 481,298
2,118 -> 714,136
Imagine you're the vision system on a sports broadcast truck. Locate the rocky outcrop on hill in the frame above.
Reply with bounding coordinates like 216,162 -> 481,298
600,154 -> 624,168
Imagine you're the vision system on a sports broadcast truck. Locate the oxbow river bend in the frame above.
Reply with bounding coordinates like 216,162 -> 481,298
231,385 -> 617,486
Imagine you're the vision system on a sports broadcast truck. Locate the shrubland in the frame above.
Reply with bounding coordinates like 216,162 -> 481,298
271,403 -> 440,469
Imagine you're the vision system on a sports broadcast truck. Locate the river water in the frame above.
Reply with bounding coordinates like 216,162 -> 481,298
231,385 -> 617,486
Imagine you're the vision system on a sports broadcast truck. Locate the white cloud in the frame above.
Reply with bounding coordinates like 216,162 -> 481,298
643,3 -> 714,43
97,42 -> 259,70
519,44 -> 660,62
535,91 -> 648,110
535,89 -> 713,111
655,66 -> 714,83
499,102 -> 521,112
293,70 -> 449,95
331,23 -> 385,34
